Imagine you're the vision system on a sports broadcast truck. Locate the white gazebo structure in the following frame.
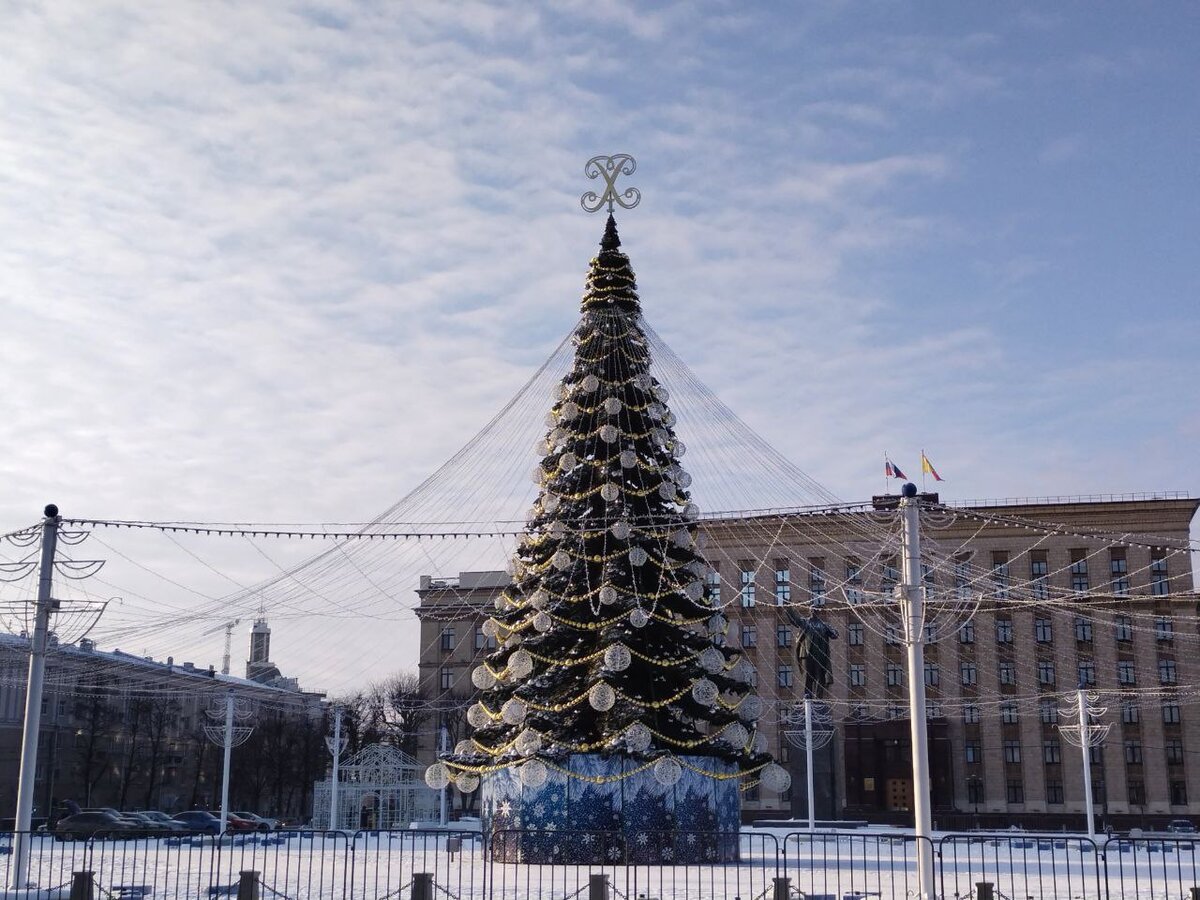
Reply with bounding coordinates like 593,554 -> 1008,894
312,743 -> 440,831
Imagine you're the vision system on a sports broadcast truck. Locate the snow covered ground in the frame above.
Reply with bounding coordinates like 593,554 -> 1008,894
1,827 -> 1197,899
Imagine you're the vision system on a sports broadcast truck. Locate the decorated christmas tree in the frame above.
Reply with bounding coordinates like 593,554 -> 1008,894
428,173 -> 788,862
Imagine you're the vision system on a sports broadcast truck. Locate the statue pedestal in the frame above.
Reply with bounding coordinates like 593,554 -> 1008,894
482,754 -> 741,864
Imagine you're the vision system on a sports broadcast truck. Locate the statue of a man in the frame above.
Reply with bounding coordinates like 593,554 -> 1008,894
785,609 -> 839,699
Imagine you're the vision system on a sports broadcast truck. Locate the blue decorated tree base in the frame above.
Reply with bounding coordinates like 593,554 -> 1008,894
482,754 -> 741,865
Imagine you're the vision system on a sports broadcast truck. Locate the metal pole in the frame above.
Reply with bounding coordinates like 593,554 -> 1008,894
330,705 -> 342,831
899,485 -> 935,899
220,692 -> 235,835
10,504 -> 60,891
438,724 -> 449,826
804,698 -> 816,832
1078,688 -> 1096,841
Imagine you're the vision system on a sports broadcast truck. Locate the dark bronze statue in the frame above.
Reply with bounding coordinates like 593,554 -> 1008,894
785,609 -> 839,699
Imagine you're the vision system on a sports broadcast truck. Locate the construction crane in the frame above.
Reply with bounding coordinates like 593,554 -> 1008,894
200,619 -> 242,675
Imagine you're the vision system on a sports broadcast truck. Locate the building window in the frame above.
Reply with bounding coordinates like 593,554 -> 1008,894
996,620 -> 1013,644
1075,618 -> 1093,643
706,566 -> 721,604
777,664 -> 793,688
849,664 -> 866,687
882,556 -> 899,590
439,667 -> 452,691
1038,661 -> 1056,686
1124,741 -> 1143,765
959,621 -> 975,644
1128,780 -> 1145,806
968,779 -> 985,805
965,741 -> 982,764
440,627 -> 455,653
776,624 -> 791,648
1150,550 -> 1170,596
845,558 -> 863,605
745,782 -> 760,802
475,624 -> 496,651
1155,617 -> 1174,642
924,622 -> 937,643
1043,739 -> 1062,764
1163,702 -> 1182,725
961,662 -> 978,686
1035,617 -> 1053,644
1171,781 -> 1188,806
848,623 -> 864,646
924,663 -> 940,687
886,663 -> 904,687
1040,701 -> 1058,724
1078,660 -> 1096,686
1001,703 -> 1018,725
885,625 -> 900,645
1159,659 -> 1177,684
1070,550 -> 1090,593
1165,739 -> 1185,765
1118,661 -> 1136,685
774,559 -> 791,605
1030,552 -> 1049,601
1046,780 -> 1064,804
999,662 -> 1016,685
927,702 -> 943,719
741,624 -> 758,648
1115,616 -> 1133,643
808,558 -> 826,607
740,564 -> 756,607
1110,550 -> 1129,596
1122,701 -> 1140,724
954,554 -> 972,600
1090,745 -> 1103,766
992,552 -> 1010,599
964,704 -> 981,724
1006,780 -> 1024,804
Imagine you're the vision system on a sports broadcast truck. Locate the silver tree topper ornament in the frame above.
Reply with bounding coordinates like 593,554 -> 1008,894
580,154 -> 641,213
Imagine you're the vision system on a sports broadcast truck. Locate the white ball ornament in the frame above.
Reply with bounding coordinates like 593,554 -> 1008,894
624,722 -> 652,753
707,615 -> 728,636
581,374 -> 600,393
530,589 -> 549,610
699,647 -> 725,674
471,666 -> 496,690
619,450 -> 637,469
494,595 -> 506,612
740,696 -> 763,721
599,424 -> 619,443
677,472 -> 692,489
455,740 -> 473,755
692,678 -> 718,705
629,607 -> 649,628
532,467 -> 548,486
603,643 -> 632,671
653,757 -> 682,786
628,547 -> 648,566
610,520 -> 632,540
501,698 -> 527,725
724,723 -> 749,748
600,483 -> 620,502
466,703 -> 490,729
663,411 -> 676,427
588,682 -> 616,711
672,529 -> 691,548
542,494 -> 560,513
515,728 -> 542,756
424,763 -> 450,790
603,397 -> 622,415
507,649 -> 533,678
560,401 -> 579,421
653,385 -> 669,402
551,550 -> 571,570
760,763 -> 791,793
598,585 -> 618,605
482,619 -> 499,638
455,773 -> 480,794
683,503 -> 700,521
548,521 -> 566,538
519,758 -> 548,787
633,374 -> 652,390
651,428 -> 668,447
648,403 -> 665,421
685,581 -> 705,602
754,731 -> 768,754
558,452 -> 577,472
658,483 -> 676,500
533,611 -> 552,633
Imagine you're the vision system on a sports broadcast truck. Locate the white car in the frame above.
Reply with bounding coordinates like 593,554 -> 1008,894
233,812 -> 277,832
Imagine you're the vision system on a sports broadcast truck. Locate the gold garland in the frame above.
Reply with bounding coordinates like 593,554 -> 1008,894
520,680 -> 694,714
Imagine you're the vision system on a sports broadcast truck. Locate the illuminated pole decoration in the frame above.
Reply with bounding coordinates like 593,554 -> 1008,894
1058,687 -> 1110,841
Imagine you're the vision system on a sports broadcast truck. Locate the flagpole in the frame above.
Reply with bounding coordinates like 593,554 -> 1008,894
920,449 -> 927,493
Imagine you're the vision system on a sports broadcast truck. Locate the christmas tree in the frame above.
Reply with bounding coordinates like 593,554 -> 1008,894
428,215 -> 788,807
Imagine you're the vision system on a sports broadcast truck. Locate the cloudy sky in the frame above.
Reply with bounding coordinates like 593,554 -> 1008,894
1,2 -> 1197,692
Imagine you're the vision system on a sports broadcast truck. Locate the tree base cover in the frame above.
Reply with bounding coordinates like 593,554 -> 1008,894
483,753 -> 741,864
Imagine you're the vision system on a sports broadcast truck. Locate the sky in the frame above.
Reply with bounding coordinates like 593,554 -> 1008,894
1,1 -> 1197,693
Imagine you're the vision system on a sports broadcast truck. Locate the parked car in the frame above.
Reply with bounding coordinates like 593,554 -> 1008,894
55,811 -> 140,841
135,811 -> 190,833
83,808 -> 155,837
233,812 -> 277,832
1167,819 -> 1196,834
172,811 -> 222,835
225,813 -> 258,833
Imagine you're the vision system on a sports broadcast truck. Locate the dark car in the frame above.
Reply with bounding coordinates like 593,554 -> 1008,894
1168,819 -> 1196,834
56,811 -> 139,841
172,811 -> 222,835
135,811 -> 189,833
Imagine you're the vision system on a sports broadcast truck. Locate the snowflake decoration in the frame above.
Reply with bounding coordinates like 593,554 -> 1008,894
636,833 -> 649,846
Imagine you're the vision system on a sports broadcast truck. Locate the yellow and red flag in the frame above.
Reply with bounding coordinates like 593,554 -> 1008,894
920,451 -> 944,482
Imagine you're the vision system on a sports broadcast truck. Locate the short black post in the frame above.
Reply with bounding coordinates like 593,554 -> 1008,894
237,870 -> 261,900
411,872 -> 434,900
588,873 -> 610,900
772,875 -> 791,900
976,882 -> 995,900
69,871 -> 95,900
1189,887 -> 1200,900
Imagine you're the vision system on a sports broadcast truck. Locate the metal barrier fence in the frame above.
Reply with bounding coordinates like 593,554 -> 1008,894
4,828 -> 1200,899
